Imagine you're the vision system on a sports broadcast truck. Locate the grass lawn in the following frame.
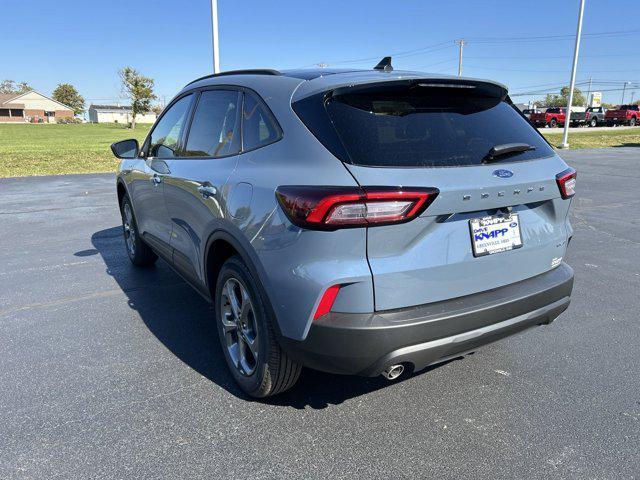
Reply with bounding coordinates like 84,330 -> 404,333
0,123 -> 638,177
541,128 -> 640,149
0,123 -> 151,177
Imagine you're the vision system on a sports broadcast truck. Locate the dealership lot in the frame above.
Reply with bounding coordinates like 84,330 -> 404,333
0,148 -> 638,479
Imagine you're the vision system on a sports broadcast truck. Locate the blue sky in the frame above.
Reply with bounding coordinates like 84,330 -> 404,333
4,0 -> 639,107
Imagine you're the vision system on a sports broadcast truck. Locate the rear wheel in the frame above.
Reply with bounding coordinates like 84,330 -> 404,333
120,195 -> 157,267
589,118 -> 597,127
215,255 -> 301,398
549,118 -> 558,128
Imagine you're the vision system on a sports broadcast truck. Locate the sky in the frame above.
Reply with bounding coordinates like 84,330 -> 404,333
3,0 -> 639,108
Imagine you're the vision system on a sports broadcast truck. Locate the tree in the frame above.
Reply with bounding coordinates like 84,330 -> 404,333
151,104 -> 164,115
118,67 -> 156,129
0,80 -> 32,94
52,83 -> 85,115
543,86 -> 586,107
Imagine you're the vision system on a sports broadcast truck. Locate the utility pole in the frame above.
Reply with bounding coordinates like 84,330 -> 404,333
559,0 -> 585,149
455,39 -> 466,77
586,76 -> 592,106
211,0 -> 220,73
621,81 -> 630,104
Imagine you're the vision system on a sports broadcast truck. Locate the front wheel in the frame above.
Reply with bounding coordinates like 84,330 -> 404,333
120,195 -> 157,267
549,118 -> 558,128
630,117 -> 637,127
215,255 -> 301,398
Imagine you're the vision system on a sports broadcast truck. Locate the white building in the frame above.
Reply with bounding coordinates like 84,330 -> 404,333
88,104 -> 157,124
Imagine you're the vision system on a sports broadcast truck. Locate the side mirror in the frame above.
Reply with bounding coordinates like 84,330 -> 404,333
110,139 -> 139,159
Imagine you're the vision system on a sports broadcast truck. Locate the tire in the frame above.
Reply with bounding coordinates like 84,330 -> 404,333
589,118 -> 597,128
630,117 -> 637,127
120,195 -> 157,267
549,118 -> 558,128
215,255 -> 301,398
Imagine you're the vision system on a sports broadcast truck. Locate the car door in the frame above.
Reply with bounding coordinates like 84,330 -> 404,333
162,88 -> 242,286
132,94 -> 194,258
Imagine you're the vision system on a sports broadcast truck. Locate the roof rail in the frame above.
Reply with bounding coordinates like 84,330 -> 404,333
185,69 -> 281,87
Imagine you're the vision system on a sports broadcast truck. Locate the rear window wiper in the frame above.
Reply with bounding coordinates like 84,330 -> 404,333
483,143 -> 535,163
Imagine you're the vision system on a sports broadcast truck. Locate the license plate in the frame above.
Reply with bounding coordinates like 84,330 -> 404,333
469,214 -> 523,257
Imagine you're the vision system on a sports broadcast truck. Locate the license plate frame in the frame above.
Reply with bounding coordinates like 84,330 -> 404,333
469,213 -> 523,258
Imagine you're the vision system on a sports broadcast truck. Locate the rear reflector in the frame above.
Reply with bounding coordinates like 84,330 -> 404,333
275,186 -> 439,230
556,167 -> 577,199
313,285 -> 341,320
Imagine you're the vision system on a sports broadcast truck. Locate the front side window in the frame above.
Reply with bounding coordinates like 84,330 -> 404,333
184,90 -> 241,157
242,92 -> 280,151
148,94 -> 192,158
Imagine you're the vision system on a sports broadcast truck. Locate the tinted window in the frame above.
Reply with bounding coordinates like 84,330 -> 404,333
148,94 -> 192,158
546,108 -> 563,113
305,84 -> 554,167
242,92 -> 280,150
620,105 -> 639,111
184,90 -> 241,157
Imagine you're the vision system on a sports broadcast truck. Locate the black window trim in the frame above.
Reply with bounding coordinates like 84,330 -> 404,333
142,84 -> 284,161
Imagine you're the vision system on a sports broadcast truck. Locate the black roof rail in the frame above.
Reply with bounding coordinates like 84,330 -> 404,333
184,69 -> 281,87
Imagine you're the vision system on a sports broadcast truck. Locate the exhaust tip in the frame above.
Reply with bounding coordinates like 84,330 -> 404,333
381,364 -> 405,381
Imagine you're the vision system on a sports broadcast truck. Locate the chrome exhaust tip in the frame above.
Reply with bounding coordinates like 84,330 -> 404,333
381,364 -> 405,381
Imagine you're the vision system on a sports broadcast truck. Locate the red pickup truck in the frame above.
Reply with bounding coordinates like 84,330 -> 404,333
530,107 -> 566,128
605,105 -> 639,126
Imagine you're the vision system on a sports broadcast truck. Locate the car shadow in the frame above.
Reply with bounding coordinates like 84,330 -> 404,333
612,143 -> 640,148
89,226 -> 459,409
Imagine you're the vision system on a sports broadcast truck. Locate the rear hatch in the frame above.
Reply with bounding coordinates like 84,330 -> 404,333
293,77 -> 573,310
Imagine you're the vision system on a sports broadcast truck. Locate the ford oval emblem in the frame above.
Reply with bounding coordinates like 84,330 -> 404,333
493,169 -> 514,178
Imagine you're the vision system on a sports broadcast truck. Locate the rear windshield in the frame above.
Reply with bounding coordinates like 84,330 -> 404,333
295,83 -> 554,167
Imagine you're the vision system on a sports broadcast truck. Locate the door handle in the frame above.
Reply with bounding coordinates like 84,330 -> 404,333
150,174 -> 162,186
197,183 -> 218,198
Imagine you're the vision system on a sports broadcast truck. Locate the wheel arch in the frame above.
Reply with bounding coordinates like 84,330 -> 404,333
203,228 -> 284,338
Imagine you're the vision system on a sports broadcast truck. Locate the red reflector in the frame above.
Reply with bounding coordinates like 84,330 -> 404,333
556,167 -> 577,199
275,186 -> 439,230
313,285 -> 341,320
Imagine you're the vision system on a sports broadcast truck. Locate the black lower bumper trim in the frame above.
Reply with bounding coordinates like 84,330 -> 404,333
281,264 -> 574,376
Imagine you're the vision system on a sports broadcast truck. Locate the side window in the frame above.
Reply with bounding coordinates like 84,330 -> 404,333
242,91 -> 280,151
184,90 -> 241,157
148,94 -> 192,158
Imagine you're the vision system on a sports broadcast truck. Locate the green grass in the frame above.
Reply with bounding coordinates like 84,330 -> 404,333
1,123 -> 638,177
542,128 -> 640,149
0,123 -> 151,177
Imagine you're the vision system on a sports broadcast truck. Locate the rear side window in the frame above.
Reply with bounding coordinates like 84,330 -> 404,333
184,90 -> 241,157
242,91 -> 280,151
148,94 -> 192,158
295,82 -> 554,168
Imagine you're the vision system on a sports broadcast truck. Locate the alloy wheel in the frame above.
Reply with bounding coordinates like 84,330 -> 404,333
122,203 -> 136,256
220,277 -> 259,376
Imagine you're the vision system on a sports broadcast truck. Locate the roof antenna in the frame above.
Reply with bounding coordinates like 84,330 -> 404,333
374,56 -> 393,72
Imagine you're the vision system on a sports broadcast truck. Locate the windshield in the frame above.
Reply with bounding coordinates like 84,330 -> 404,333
296,83 -> 555,167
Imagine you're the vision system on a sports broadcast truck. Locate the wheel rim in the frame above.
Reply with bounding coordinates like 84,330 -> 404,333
220,278 -> 259,376
122,203 -> 136,256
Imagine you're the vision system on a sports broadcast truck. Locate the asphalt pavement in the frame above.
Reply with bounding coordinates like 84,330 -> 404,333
1,148 -> 638,479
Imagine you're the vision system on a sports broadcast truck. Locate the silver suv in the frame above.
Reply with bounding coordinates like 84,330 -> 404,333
112,64 -> 575,397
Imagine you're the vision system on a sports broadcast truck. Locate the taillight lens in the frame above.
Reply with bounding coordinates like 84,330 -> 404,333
556,167 -> 577,199
275,186 -> 439,230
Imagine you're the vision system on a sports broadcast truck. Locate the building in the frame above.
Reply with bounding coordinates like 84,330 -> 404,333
0,90 -> 74,123
88,104 -> 157,124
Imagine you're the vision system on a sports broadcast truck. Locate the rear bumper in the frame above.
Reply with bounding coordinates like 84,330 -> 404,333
281,263 -> 574,376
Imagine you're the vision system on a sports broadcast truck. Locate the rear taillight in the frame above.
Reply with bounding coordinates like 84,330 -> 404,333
275,186 -> 439,230
556,167 -> 577,199
585,112 -> 590,119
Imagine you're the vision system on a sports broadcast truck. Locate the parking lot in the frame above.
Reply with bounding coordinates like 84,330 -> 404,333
1,148 -> 638,478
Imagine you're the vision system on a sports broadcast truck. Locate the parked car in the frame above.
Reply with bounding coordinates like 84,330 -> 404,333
571,106 -> 607,127
605,104 -> 639,126
522,107 -> 542,120
111,63 -> 576,397
530,107 -> 566,128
